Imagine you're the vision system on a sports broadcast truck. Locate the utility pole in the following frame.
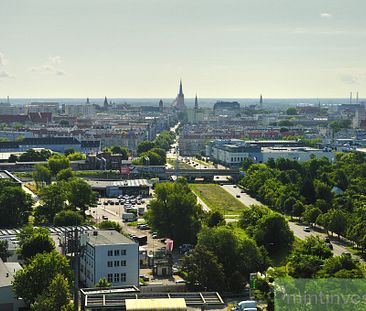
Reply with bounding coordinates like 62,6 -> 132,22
63,227 -> 87,311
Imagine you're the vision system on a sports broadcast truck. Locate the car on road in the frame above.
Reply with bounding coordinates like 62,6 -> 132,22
327,243 -> 333,250
152,233 -> 158,239
102,215 -> 108,220
303,227 -> 311,232
175,279 -> 186,284
324,237 -> 330,243
236,194 -> 240,198
233,185 -> 237,188
241,190 -> 245,193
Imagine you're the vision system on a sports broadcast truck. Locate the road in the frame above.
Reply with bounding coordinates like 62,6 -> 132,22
221,184 -> 261,207
220,185 -> 359,260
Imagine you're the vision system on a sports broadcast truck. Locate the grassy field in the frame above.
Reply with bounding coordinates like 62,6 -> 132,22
167,159 -> 194,170
190,184 -> 247,215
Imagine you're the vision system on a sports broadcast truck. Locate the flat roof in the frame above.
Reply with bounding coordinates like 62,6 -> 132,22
88,230 -> 135,246
126,298 -> 186,311
88,179 -> 151,189
0,259 -> 22,287
262,147 -> 325,153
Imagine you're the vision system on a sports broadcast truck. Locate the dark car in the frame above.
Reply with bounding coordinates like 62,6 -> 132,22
236,194 -> 240,198
327,243 -> 333,250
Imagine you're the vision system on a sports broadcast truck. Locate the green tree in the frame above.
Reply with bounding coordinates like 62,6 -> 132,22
64,148 -> 75,157
98,220 -> 123,232
66,152 -> 85,161
8,154 -> 18,162
48,155 -> 70,175
56,168 -> 74,181
0,181 -> 33,228
205,210 -> 225,227
35,183 -> 68,224
302,205 -> 322,226
54,210 -> 83,226
287,254 -> 324,278
95,278 -> 112,288
137,141 -> 156,155
12,251 -> 73,306
254,213 -> 294,255
18,149 -> 52,162
145,181 -> 202,245
18,226 -> 55,260
0,240 -> 9,261
182,245 -> 225,291
31,273 -> 73,311
317,254 -> 364,278
67,178 -> 96,215
33,164 -> 52,187
286,107 -> 298,115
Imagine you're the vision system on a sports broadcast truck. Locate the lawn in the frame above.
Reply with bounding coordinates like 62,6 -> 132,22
167,159 -> 194,170
190,184 -> 248,215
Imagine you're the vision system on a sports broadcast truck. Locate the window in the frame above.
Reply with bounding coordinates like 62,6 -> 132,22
121,273 -> 126,282
107,261 -> 113,267
121,249 -> 126,256
107,250 -> 113,256
121,260 -> 126,266
114,250 -> 120,256
114,260 -> 120,267
107,274 -> 113,283
114,273 -> 120,283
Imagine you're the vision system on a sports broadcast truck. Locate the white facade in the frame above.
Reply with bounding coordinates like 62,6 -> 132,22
0,260 -> 25,311
65,104 -> 95,117
80,230 -> 139,288
261,147 -> 336,162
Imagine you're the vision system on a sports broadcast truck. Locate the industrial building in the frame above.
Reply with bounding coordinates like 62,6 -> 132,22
88,179 -> 151,197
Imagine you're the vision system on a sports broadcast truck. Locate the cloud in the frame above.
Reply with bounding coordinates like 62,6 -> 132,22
340,74 -> 358,84
320,13 -> 332,19
48,56 -> 61,65
0,70 -> 14,79
0,52 -> 8,66
28,56 -> 65,76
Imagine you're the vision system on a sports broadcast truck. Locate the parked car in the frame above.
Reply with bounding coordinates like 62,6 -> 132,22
327,243 -> 333,250
102,215 -> 108,220
303,227 -> 311,232
236,194 -> 241,198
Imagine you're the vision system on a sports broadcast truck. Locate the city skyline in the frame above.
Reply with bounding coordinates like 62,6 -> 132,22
1,0 -> 366,98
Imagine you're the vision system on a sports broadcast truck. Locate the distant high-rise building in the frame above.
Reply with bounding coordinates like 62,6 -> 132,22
194,93 -> 199,110
173,80 -> 186,110
86,98 -> 90,105
259,94 -> 263,109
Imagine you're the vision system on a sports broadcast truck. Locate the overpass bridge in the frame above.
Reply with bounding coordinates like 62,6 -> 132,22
165,168 -> 240,182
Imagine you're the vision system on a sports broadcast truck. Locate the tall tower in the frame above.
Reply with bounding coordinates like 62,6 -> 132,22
194,93 -> 199,110
259,94 -> 263,109
159,99 -> 164,111
175,80 -> 186,110
104,96 -> 108,110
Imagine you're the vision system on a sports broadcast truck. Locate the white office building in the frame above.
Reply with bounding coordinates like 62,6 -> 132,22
80,230 -> 139,288
0,259 -> 25,311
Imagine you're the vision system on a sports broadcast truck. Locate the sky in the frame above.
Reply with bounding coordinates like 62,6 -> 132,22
0,0 -> 366,98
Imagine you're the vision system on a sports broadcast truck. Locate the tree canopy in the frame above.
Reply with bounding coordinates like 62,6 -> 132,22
145,180 -> 203,245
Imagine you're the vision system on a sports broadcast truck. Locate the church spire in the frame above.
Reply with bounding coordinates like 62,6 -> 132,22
179,79 -> 183,96
194,93 -> 198,110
